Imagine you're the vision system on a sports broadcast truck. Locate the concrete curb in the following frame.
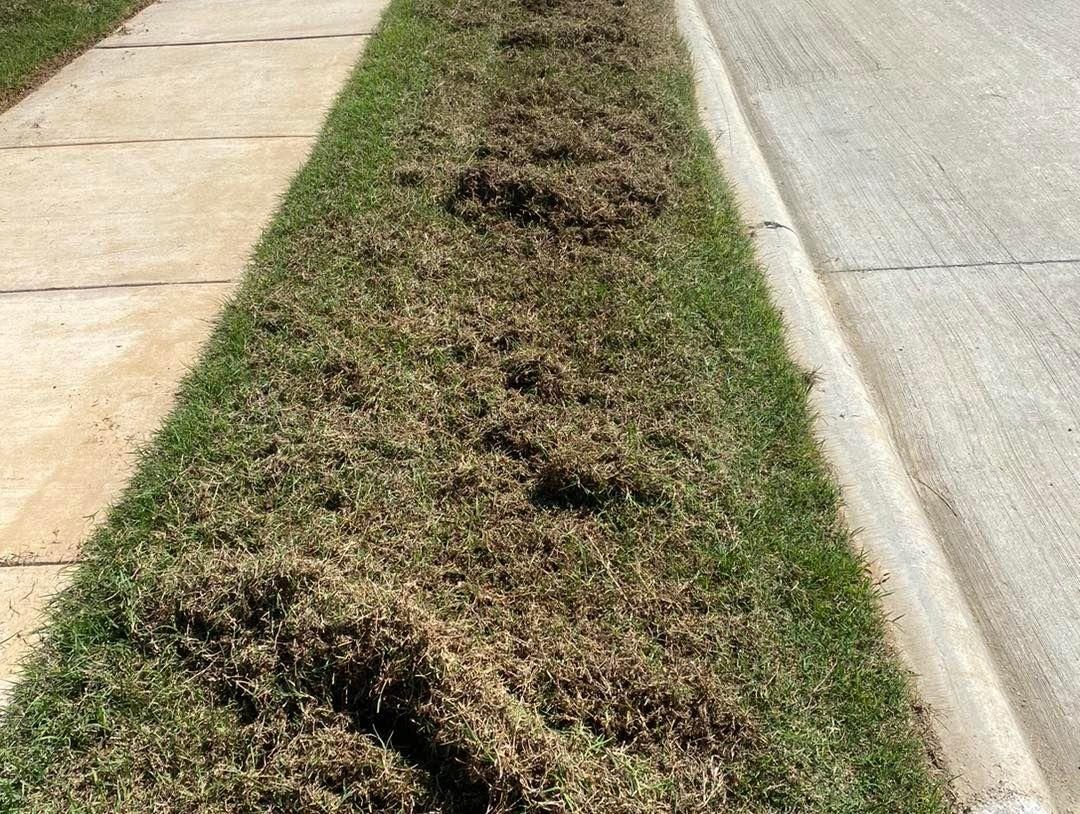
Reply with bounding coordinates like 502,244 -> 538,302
675,2 -> 1055,812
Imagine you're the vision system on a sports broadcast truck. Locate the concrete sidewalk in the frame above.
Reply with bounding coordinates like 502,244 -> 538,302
0,0 -> 386,700
691,1 -> 1080,811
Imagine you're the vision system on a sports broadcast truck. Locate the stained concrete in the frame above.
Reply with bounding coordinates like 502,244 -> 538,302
0,0 -> 385,696
695,0 -> 1080,810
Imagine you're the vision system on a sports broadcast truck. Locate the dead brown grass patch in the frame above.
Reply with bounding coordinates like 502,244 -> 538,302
0,0 -> 945,811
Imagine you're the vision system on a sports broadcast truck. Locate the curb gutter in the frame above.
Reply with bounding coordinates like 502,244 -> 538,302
675,2 -> 1055,812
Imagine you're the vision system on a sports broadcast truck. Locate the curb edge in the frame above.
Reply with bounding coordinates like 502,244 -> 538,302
674,2 -> 1055,811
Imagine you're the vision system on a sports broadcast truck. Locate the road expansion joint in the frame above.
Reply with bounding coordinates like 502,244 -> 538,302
828,257 -> 1080,275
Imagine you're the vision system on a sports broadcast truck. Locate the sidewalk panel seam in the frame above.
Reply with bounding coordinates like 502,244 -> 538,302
96,32 -> 372,49
0,134 -> 315,151
0,280 -> 235,296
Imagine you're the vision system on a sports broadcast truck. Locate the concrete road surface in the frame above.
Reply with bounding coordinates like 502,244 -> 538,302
0,0 -> 386,700
695,0 -> 1080,809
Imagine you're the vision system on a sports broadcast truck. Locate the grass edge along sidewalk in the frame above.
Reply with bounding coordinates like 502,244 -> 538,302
0,0 -> 153,111
0,0 -> 948,811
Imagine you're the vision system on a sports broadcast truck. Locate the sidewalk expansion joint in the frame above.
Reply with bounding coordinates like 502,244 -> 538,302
95,32 -> 373,50
0,134 -> 315,151
0,559 -> 80,570
829,257 -> 1080,274
0,279 -> 235,296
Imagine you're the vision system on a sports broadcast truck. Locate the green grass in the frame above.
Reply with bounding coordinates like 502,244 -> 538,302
0,0 -> 150,110
0,0 -> 947,811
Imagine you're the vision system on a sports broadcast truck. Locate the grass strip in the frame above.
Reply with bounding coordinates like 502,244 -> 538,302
0,0 -> 152,111
0,0 -> 947,811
